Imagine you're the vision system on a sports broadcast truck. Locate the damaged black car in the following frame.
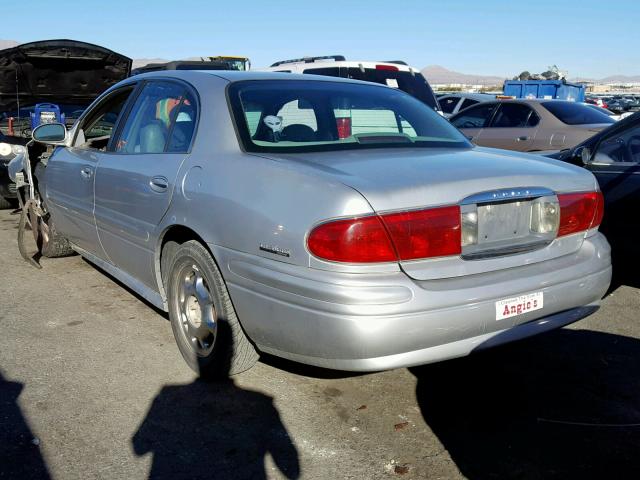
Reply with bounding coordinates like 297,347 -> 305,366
0,39 -> 131,208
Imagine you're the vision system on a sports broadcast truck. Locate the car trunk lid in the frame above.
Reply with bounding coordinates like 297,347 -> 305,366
267,146 -> 599,280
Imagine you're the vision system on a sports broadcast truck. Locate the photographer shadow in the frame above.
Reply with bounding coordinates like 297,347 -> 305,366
132,360 -> 300,480
0,371 -> 51,479
411,328 -> 640,479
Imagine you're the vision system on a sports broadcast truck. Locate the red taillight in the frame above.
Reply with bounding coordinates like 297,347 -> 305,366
381,206 -> 461,260
375,64 -> 399,71
307,206 -> 461,263
336,117 -> 352,139
307,216 -> 396,263
558,191 -> 604,237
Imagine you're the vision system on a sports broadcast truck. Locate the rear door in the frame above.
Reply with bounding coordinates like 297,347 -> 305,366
449,102 -> 499,143
44,85 -> 137,256
474,103 -> 539,151
586,120 -> 640,260
94,80 -> 197,288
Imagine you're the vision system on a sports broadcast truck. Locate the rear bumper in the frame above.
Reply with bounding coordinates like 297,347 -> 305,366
214,233 -> 611,371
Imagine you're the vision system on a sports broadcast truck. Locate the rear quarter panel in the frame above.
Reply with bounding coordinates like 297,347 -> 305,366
154,76 -> 377,272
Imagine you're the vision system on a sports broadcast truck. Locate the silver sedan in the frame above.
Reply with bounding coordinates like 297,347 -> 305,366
24,71 -> 611,377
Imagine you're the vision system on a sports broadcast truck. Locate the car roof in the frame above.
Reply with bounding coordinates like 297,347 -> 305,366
126,69 -> 395,87
266,60 -> 420,72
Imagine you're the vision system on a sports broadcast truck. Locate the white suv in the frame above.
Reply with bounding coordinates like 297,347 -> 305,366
265,55 -> 441,113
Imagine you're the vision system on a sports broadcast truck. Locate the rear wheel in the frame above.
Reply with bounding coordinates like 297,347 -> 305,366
164,240 -> 258,378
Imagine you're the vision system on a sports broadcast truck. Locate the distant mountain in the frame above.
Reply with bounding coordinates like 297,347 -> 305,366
571,74 -> 640,84
421,65 -> 507,86
0,40 -> 19,50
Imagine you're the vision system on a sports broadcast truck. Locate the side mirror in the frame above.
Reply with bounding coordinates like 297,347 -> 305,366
32,123 -> 66,144
575,146 -> 592,165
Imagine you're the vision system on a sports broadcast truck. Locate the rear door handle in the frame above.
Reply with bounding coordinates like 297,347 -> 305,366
149,176 -> 169,193
80,166 -> 93,179
516,136 -> 529,142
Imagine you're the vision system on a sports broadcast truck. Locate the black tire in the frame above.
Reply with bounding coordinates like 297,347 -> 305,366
39,213 -> 74,258
0,195 -> 17,210
164,240 -> 258,378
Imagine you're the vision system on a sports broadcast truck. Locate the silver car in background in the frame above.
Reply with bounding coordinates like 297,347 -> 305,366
26,71 -> 611,377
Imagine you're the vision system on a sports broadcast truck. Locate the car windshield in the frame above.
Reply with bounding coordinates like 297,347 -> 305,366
542,101 -> 615,125
229,80 -> 470,153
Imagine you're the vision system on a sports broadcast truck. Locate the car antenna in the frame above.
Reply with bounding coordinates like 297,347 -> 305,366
15,67 -> 20,122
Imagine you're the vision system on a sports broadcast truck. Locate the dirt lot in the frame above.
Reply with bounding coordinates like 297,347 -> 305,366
1,208 -> 639,479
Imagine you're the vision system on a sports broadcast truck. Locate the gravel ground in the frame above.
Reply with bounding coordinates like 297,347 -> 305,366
0,208 -> 639,480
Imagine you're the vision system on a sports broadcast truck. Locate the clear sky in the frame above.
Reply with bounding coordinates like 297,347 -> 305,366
2,0 -> 638,78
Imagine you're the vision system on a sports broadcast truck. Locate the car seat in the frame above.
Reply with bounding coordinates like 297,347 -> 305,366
281,124 -> 317,142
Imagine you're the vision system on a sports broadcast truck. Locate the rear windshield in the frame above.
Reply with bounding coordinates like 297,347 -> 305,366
303,67 -> 440,111
228,80 -> 470,153
542,101 -> 615,125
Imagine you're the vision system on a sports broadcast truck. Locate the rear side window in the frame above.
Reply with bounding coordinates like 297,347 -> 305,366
542,102 -> 615,125
439,97 -> 460,114
115,81 -> 196,154
451,103 -> 498,129
490,103 -> 539,128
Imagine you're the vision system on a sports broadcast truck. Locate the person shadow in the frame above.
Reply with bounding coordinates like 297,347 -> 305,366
132,357 -> 300,480
0,371 -> 51,479
411,328 -> 640,479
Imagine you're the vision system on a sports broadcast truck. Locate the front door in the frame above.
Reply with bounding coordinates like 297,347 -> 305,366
474,103 -> 539,151
587,121 -> 640,266
44,85 -> 137,255
94,80 -> 197,288
449,102 -> 498,144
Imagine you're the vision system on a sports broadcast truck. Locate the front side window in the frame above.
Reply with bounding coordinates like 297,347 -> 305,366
542,101 -> 615,126
229,80 -> 470,153
450,103 -> 498,129
439,97 -> 460,114
115,81 -> 196,154
593,123 -> 640,165
76,86 -> 136,150
490,103 -> 539,128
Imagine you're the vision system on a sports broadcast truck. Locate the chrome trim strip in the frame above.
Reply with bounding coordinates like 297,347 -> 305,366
461,187 -> 555,205
461,240 -> 553,260
71,244 -> 167,311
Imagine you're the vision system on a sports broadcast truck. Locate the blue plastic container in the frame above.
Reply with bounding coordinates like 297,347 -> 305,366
503,80 -> 585,102
30,103 -> 65,130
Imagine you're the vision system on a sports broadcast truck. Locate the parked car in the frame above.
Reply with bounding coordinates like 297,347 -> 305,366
437,93 -> 495,118
265,55 -> 441,113
584,103 -> 631,121
19,71 -> 611,377
586,97 -> 608,109
549,111 -> 640,274
0,39 -> 131,208
0,132 -> 27,208
450,99 -> 614,152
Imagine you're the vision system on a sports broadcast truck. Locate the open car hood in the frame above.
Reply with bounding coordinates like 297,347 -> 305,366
0,39 -> 131,110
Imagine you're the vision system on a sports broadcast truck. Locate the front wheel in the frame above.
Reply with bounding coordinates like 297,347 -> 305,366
165,240 -> 258,378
